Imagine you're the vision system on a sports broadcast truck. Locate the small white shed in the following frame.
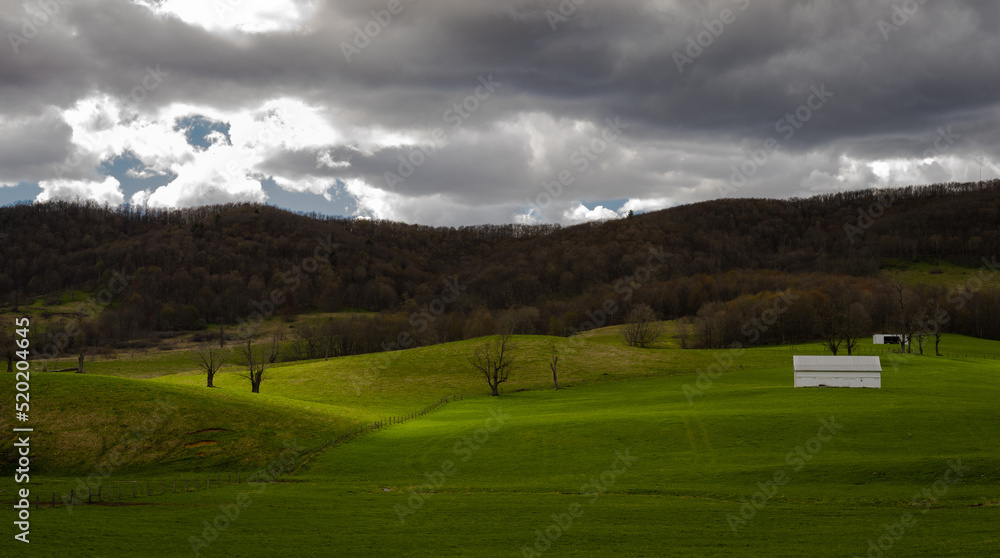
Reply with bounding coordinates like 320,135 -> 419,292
793,356 -> 881,388
873,334 -> 908,346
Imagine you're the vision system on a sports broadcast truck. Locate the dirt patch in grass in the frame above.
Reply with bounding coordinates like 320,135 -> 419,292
184,440 -> 218,448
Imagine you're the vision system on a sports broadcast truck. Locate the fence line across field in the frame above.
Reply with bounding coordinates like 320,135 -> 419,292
17,394 -> 464,510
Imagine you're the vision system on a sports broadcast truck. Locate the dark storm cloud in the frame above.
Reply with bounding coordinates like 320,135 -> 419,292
1,0 -> 998,222
0,109 -> 73,184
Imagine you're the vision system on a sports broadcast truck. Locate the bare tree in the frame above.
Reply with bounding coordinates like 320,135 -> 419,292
820,330 -> 843,356
819,283 -> 870,356
497,307 -> 540,335
236,331 -> 280,394
843,302 -> 872,356
195,345 -> 225,388
469,335 -> 516,396
266,331 -> 281,364
236,335 -> 264,393
0,324 -> 15,373
891,277 -> 924,354
549,348 -> 559,390
818,290 -> 843,355
921,290 -> 949,356
74,325 -> 87,373
621,304 -> 662,348
931,302 -> 946,356
293,322 -> 322,360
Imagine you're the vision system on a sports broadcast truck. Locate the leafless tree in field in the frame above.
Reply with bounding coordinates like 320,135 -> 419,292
891,277 -> 925,354
236,330 -> 281,393
842,302 -> 872,356
0,324 -> 15,373
621,304 -> 662,348
549,348 -> 559,390
469,334 -> 516,396
195,345 -> 225,388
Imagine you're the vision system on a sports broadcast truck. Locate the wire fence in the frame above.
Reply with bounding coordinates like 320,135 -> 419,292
17,394 -> 464,510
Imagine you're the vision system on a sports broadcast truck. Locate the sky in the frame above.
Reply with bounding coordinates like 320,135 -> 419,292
1,0 -> 998,226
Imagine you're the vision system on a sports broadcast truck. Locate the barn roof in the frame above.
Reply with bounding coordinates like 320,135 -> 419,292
793,355 -> 882,372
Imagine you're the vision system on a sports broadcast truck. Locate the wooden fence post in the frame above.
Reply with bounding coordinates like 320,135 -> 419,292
88,487 -> 92,504
70,490 -> 74,506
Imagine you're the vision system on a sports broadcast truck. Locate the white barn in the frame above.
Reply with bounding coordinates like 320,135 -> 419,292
873,334 -> 908,346
793,356 -> 881,388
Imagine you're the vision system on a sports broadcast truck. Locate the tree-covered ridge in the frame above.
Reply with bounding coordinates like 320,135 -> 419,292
1,180 -> 998,354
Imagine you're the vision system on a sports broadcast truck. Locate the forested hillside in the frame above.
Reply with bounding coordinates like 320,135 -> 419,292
2,180 -> 999,356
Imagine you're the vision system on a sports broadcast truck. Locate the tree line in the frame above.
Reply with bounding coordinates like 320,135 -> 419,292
689,274 -> 1000,353
2,180 -> 1000,366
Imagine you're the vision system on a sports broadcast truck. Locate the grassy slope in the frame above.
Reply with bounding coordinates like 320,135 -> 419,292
13,343 -> 1000,557
148,334 -> 732,420
0,374 -> 354,476
5,333 -> 998,473
879,257 -> 992,288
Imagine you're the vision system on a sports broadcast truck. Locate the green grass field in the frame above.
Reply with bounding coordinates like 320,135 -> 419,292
879,258 -> 991,289
2,332 -> 999,556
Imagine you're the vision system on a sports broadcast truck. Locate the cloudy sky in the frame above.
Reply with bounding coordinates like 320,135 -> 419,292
1,0 -> 998,226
